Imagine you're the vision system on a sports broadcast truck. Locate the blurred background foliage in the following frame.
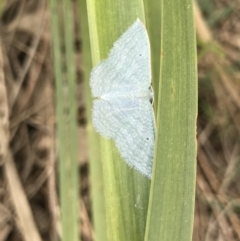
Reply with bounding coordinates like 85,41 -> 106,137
0,0 -> 239,241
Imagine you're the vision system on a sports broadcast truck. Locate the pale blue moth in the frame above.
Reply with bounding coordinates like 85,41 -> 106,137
90,19 -> 155,178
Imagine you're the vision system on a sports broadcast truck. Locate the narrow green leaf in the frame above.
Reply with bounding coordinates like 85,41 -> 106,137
145,0 -> 197,241
143,0 -> 161,112
61,1 -> 79,240
85,0 -> 151,240
78,0 -> 108,240
49,0 -> 79,240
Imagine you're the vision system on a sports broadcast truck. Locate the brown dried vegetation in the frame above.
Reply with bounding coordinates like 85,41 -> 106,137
194,1 -> 240,240
0,0 -> 239,241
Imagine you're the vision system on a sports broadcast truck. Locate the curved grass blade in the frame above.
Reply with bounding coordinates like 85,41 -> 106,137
85,0 -> 151,240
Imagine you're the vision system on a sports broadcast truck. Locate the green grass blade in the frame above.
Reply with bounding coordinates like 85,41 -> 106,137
78,0 -> 108,240
143,0 -> 161,112
145,0 -> 197,240
61,0 -> 79,240
85,0 -> 151,240
49,0 -> 79,240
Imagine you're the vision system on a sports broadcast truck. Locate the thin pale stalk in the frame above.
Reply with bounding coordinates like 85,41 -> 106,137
49,0 -> 79,240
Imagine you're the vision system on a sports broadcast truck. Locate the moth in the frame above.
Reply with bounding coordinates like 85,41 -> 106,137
90,19 -> 155,178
